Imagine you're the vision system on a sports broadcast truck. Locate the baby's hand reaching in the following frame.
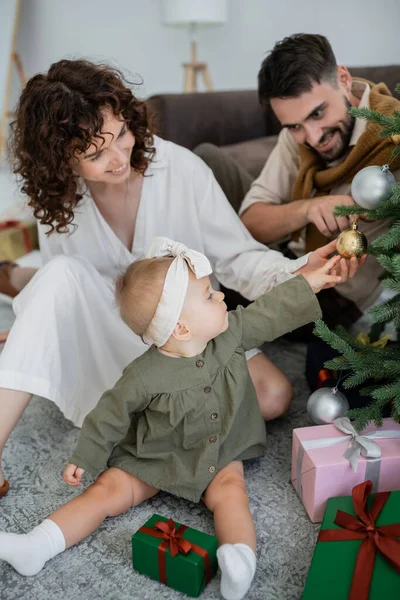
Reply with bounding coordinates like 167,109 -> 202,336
302,255 -> 342,294
63,463 -> 85,487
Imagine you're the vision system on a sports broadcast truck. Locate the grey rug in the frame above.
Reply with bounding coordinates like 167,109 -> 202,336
0,301 -> 319,600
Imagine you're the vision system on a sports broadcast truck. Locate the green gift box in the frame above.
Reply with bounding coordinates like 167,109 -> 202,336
302,481 -> 400,599
132,514 -> 218,597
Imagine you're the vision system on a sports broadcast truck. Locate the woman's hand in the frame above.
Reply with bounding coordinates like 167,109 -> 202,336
63,463 -> 85,487
296,239 -> 367,282
301,255 -> 342,294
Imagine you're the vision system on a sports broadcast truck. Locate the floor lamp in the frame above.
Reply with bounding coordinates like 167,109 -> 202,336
162,0 -> 228,93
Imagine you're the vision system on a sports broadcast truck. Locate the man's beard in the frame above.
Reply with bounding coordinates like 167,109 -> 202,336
306,97 -> 355,162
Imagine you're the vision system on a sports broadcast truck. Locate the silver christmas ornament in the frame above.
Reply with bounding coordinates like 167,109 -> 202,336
307,387 -> 349,425
351,164 -> 395,210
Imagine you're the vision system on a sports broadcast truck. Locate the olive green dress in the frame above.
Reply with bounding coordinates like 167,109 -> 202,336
70,275 -> 321,502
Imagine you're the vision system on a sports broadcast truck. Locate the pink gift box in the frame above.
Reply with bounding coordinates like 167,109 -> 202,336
291,417 -> 400,523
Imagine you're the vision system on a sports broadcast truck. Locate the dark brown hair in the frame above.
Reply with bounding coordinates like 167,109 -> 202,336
10,59 -> 155,233
258,34 -> 337,109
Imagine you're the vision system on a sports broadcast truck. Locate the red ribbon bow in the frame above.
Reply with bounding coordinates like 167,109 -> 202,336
139,518 -> 211,585
318,480 -> 400,600
0,220 -> 32,254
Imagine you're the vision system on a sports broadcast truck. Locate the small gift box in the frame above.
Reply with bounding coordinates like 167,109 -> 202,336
302,480 -> 400,599
291,417 -> 400,522
0,220 -> 39,261
132,514 -> 218,597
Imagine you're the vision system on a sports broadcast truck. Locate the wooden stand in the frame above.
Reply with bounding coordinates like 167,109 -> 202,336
183,41 -> 213,93
0,0 -> 26,166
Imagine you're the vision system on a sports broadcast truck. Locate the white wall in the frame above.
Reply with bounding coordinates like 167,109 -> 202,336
1,0 -> 399,213
202,0 -> 400,92
12,0 -> 400,100
0,1 -> 19,120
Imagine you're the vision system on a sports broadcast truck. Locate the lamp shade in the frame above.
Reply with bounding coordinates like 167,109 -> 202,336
162,0 -> 227,26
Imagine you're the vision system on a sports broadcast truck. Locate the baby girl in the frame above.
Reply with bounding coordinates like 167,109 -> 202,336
0,237 -> 340,599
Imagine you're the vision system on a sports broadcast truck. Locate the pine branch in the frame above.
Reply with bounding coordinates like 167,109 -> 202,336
380,278 -> 400,293
390,254 -> 400,279
333,199 -> 400,222
368,247 -> 398,260
343,370 -> 377,388
346,402 -> 386,430
340,355 -> 400,386
391,394 -> 400,422
314,99 -> 400,428
370,221 -> 400,251
348,107 -> 400,138
372,201 -> 400,221
368,296 -> 400,324
358,384 -> 381,397
324,357 -> 351,371
376,254 -> 398,275
333,205 -> 370,217
313,320 -> 357,357
373,346 -> 400,360
369,380 -> 400,401
392,146 -> 400,160
349,107 -> 394,129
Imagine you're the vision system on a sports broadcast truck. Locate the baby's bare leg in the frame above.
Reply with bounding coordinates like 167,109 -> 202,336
51,467 -> 159,547
0,468 -> 158,576
247,353 -> 293,421
203,461 -> 257,600
203,461 -> 255,550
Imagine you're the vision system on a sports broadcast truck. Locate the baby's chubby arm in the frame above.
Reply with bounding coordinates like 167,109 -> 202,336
301,254 -> 341,293
228,274 -> 323,351
65,364 -> 150,482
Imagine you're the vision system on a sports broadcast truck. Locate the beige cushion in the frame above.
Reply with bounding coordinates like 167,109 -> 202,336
220,136 -> 279,178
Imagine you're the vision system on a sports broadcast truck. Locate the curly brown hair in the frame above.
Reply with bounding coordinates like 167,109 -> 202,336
10,59 -> 155,234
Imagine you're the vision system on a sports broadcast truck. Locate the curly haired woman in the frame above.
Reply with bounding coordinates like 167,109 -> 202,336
0,59 -> 361,496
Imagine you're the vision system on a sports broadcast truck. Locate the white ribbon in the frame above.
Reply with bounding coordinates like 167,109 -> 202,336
295,417 -> 400,498
143,237 -> 212,347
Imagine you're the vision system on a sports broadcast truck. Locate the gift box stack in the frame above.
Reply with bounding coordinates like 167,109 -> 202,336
291,415 -> 400,597
132,514 -> 218,597
0,220 -> 39,261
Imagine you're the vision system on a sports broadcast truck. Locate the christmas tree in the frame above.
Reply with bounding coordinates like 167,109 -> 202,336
313,85 -> 400,431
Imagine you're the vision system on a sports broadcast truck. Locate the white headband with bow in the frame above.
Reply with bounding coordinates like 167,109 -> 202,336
142,237 -> 212,347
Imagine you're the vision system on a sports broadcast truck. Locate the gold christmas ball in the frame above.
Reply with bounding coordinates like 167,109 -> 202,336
336,221 -> 368,258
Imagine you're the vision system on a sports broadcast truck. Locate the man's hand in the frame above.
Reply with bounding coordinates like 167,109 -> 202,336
63,463 -> 85,487
305,195 -> 355,236
295,239 -> 367,282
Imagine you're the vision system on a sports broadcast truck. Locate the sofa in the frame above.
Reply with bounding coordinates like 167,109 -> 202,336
147,65 -> 400,181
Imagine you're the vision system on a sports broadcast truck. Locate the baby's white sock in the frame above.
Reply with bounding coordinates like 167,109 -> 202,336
217,543 -> 257,600
0,519 -> 66,576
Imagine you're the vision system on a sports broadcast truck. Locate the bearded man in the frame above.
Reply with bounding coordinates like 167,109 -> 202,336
195,34 -> 400,335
